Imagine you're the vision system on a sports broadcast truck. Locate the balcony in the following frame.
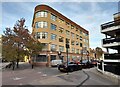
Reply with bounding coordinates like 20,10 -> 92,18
102,38 -> 120,47
101,19 -> 120,33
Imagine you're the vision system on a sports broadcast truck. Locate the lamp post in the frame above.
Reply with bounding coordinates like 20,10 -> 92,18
66,43 -> 69,75
81,49 -> 83,63
87,51 -> 89,63
58,51 -> 63,62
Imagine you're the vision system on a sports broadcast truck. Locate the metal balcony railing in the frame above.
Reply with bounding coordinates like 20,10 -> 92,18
103,38 -> 120,44
101,19 -> 120,30
104,53 -> 120,60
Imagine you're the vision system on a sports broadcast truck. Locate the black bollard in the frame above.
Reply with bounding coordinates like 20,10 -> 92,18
32,64 -> 34,69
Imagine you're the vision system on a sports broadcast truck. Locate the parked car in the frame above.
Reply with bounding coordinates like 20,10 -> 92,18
91,60 -> 98,66
58,61 -> 82,72
81,60 -> 93,68
51,60 -> 62,67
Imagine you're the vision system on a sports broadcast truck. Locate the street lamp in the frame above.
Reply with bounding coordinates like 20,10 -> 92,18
58,51 -> 63,62
81,49 -> 83,63
66,43 -> 69,75
87,51 -> 89,63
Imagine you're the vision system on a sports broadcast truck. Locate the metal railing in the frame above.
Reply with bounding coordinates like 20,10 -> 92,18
103,38 -> 120,44
101,19 -> 120,30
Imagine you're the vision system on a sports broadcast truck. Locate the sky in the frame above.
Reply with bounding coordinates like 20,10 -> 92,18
1,0 -> 120,52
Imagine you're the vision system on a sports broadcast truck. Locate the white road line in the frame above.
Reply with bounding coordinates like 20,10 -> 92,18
53,73 -> 66,77
13,77 -> 22,80
42,74 -> 47,77
37,72 -> 41,74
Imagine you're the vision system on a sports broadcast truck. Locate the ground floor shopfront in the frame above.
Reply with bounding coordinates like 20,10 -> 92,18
32,51 -> 89,67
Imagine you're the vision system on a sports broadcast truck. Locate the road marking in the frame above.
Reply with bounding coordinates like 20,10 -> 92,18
53,73 -> 66,77
37,72 -> 41,74
13,77 -> 22,80
42,74 -> 47,77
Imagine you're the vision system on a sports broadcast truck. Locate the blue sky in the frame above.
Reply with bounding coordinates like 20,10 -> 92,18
1,1 -> 119,51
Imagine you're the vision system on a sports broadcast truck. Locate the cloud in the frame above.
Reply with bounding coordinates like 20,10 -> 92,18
1,2 -> 61,34
1,2 -> 118,52
1,0 -> 120,2
58,2 -> 118,49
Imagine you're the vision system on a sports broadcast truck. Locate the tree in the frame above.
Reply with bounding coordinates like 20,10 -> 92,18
2,18 -> 44,70
89,48 -> 95,59
95,47 -> 104,60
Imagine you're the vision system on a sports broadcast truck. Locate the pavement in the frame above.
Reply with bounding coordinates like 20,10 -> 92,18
1,62 -> 26,70
94,68 -> 120,85
28,70 -> 86,85
2,62 -> 120,86
28,68 -> 119,86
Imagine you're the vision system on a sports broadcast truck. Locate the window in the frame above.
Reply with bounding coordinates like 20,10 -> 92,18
76,49 -> 79,54
35,21 -> 47,28
36,55 -> 47,62
51,24 -> 57,30
59,27 -> 64,33
59,36 -> 64,42
80,43 -> 82,47
76,41 -> 79,46
80,36 -> 82,41
83,38 -> 86,42
40,32 -> 48,39
35,32 -> 48,39
59,46 -> 64,52
71,40 -> 75,45
80,30 -> 82,34
86,39 -> 88,43
71,25 -> 74,29
76,28 -> 78,31
41,43 -> 48,51
50,55 -> 56,61
35,11 -> 47,18
58,18 -> 64,23
66,30 -> 70,36
76,34 -> 79,39
66,22 -> 70,27
71,33 -> 74,38
51,14 -> 57,21
85,33 -> 88,36
71,48 -> 75,53
50,44 -> 57,51
35,22 -> 39,28
66,38 -> 70,44
51,34 -> 57,40
35,32 -> 40,39
83,32 -> 86,36
83,44 -> 88,49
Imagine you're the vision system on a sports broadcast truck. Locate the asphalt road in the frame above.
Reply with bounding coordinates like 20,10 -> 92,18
82,69 -> 118,85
